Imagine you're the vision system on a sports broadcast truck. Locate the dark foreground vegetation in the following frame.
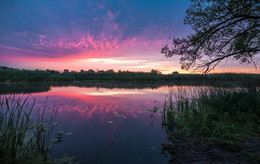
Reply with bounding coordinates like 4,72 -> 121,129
1,66 -> 260,83
162,86 -> 260,163
0,95 -> 60,164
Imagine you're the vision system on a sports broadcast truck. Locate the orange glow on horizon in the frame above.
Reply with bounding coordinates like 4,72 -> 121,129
1,50 -> 259,74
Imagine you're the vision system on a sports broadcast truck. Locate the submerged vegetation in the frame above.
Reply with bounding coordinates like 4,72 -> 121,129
162,87 -> 260,146
0,95 -> 58,164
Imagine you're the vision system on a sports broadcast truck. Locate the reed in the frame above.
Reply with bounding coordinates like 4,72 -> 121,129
162,87 -> 260,146
0,95 -> 58,164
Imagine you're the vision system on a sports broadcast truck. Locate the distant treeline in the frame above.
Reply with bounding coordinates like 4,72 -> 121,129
1,66 -> 260,85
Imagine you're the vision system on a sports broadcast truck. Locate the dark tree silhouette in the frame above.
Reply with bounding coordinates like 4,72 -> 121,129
162,0 -> 260,73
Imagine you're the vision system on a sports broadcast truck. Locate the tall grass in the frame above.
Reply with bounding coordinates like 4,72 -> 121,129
162,87 -> 260,146
0,95 -> 58,164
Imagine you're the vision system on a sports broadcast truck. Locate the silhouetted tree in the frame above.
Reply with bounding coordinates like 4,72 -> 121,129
172,71 -> 179,75
106,69 -> 115,73
88,69 -> 95,73
150,69 -> 161,74
162,0 -> 260,73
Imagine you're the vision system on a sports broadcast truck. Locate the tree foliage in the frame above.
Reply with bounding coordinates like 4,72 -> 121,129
162,0 -> 260,73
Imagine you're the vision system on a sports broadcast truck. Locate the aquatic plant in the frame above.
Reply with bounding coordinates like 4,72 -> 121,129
0,95 -> 58,163
163,87 -> 260,146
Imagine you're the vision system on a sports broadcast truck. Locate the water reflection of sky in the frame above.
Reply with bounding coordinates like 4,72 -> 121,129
29,86 -> 171,163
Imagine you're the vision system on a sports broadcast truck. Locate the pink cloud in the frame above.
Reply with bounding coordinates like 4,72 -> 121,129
107,10 -> 119,20
96,2 -> 105,10
38,34 -> 46,39
86,34 -> 98,49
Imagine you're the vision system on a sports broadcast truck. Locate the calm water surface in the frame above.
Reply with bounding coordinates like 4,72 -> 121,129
24,85 -> 175,163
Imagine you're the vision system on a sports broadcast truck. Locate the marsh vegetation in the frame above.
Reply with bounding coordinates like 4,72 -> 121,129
0,95 -> 59,164
161,84 -> 260,163
163,87 -> 260,145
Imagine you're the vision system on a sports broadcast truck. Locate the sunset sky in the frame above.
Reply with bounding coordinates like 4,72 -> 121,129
0,0 -> 259,74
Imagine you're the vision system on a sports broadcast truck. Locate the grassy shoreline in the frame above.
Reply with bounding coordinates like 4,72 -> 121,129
161,86 -> 260,162
162,87 -> 260,146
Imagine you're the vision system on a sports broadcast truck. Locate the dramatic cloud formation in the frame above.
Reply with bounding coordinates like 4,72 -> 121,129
0,0 -> 258,73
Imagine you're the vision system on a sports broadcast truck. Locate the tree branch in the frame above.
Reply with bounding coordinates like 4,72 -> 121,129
200,48 -> 260,73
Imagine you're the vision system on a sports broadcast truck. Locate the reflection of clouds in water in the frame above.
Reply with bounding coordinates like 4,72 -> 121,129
57,102 -> 150,121
50,86 -> 170,97
7,85 -> 176,163
28,85 -> 187,126
153,100 -> 160,103
86,90 -> 144,96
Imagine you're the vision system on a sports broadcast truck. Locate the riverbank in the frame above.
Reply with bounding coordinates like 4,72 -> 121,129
161,87 -> 260,163
162,132 -> 260,163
